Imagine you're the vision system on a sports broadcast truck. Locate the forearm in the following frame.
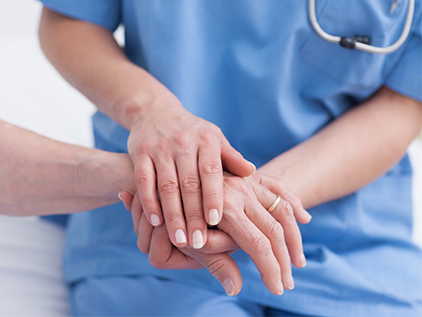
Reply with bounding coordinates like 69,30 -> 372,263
38,7 -> 179,130
259,87 -> 422,209
0,120 -> 134,216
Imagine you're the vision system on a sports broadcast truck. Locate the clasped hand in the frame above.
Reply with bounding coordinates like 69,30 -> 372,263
121,98 -> 310,296
121,171 -> 310,296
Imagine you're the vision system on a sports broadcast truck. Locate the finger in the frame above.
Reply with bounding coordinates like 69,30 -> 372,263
197,229 -> 239,254
137,212 -> 154,254
118,191 -> 133,212
198,135 -> 224,226
181,247 -> 243,296
256,174 -> 312,224
244,196 -> 295,291
218,208 -> 284,296
148,225 -> 202,270
221,138 -> 255,177
131,193 -> 142,236
155,154 -> 188,248
134,154 -> 163,226
250,181 -> 306,269
176,153 -> 208,249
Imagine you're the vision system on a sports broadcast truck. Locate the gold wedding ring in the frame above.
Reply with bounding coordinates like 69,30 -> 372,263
267,195 -> 282,213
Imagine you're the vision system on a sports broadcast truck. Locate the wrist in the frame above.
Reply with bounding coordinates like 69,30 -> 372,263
111,78 -> 183,130
74,150 -> 134,200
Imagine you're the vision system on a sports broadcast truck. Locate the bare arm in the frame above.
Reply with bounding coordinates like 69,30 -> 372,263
39,7 -> 255,250
258,86 -> 422,209
0,119 -> 134,216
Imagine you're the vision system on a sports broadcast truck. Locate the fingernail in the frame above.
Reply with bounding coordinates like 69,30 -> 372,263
150,214 -> 160,226
117,192 -> 123,201
300,253 -> 307,267
276,280 -> 284,295
192,230 -> 204,249
305,211 -> 312,221
222,278 -> 235,296
209,209 -> 219,226
250,162 -> 256,172
175,229 -> 187,244
286,275 -> 295,290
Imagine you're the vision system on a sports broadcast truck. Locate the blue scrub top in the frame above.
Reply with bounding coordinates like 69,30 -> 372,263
40,0 -> 422,316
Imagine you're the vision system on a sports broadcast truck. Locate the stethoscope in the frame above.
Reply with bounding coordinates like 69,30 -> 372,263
308,0 -> 415,54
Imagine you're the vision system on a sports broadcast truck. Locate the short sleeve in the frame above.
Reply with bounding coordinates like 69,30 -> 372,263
385,9 -> 422,102
39,0 -> 121,32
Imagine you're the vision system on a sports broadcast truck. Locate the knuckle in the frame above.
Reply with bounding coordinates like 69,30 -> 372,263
135,174 -> 150,185
267,221 -> 285,241
204,188 -> 220,201
279,201 -> 294,218
180,176 -> 201,192
159,178 -> 179,194
164,211 -> 183,225
185,212 -> 204,224
156,139 -> 170,152
251,234 -> 271,255
200,162 -> 222,175
140,196 -> 156,210
203,257 -> 226,278
198,129 -> 217,143
173,131 -> 191,148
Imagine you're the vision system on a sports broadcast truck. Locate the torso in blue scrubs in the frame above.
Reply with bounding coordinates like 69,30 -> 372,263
41,0 -> 422,316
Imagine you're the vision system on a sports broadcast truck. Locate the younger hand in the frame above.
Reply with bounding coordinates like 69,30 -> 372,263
127,98 -> 255,250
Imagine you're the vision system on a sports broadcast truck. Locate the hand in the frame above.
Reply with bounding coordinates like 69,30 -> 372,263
127,95 -> 255,250
119,191 -> 242,296
124,172 -> 307,296
251,171 -> 312,225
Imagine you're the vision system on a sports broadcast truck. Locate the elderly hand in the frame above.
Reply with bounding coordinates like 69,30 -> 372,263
127,95 -> 255,251
122,172 -> 309,296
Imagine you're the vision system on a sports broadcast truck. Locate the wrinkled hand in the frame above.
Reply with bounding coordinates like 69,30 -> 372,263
123,172 -> 309,296
127,98 -> 254,250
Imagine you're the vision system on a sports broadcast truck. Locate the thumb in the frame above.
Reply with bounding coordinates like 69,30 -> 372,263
118,191 -> 134,212
221,140 -> 255,177
181,248 -> 243,296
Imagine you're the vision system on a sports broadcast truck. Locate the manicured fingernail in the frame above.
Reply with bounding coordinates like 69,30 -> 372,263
150,214 -> 160,226
117,192 -> 123,201
300,253 -> 307,267
305,211 -> 312,221
250,162 -> 256,172
192,230 -> 204,249
286,275 -> 295,290
175,229 -> 187,244
209,209 -> 219,226
222,278 -> 235,296
276,280 -> 284,295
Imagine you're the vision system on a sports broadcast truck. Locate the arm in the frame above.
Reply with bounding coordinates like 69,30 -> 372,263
129,87 -> 421,295
258,86 -> 422,209
0,119 -> 135,216
38,7 -> 255,249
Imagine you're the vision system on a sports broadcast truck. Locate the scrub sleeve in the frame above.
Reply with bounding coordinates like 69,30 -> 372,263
38,1 -> 422,316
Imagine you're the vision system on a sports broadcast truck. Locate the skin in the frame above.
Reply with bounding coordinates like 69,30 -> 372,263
38,6 -> 422,296
0,119 -> 135,216
128,86 -> 422,296
38,8 -> 257,251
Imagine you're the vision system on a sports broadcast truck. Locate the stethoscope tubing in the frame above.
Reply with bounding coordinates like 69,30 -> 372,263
308,0 -> 415,54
